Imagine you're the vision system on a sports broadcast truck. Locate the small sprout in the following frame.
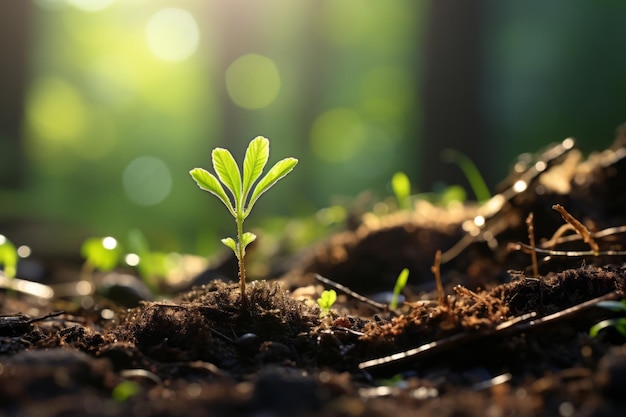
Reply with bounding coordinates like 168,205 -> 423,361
590,299 -> 626,338
439,185 -> 467,206
126,228 -> 167,291
190,136 -> 298,308
391,172 -> 411,210
317,289 -> 337,315
441,149 -> 491,203
390,268 -> 409,310
80,236 -> 122,281
112,380 -> 141,402
0,234 -> 18,278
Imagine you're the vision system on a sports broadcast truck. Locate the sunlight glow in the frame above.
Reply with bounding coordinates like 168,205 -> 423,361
226,54 -> 281,109
125,253 -> 140,267
17,246 -> 32,258
146,8 -> 200,62
513,180 -> 528,193
310,108 -> 365,162
27,77 -> 88,144
102,236 -> 118,250
123,156 -> 172,206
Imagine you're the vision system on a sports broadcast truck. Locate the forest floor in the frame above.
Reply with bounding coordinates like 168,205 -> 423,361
2,134 -> 626,417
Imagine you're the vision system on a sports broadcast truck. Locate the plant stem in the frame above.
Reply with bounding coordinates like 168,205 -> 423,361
236,215 -> 247,309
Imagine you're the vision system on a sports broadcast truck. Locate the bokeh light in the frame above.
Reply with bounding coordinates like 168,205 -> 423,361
145,8 -> 200,62
122,156 -> 172,206
102,236 -> 118,250
17,246 -> 32,258
310,108 -> 365,162
226,54 -> 281,110
26,77 -> 88,145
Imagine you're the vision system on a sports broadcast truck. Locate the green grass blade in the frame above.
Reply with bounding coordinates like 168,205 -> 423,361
189,168 -> 236,216
212,148 -> 242,208
441,149 -> 491,203
243,136 -> 269,201
246,157 -> 298,216
391,268 -> 409,309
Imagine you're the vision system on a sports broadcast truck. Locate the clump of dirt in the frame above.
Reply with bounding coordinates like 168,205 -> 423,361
113,280 -> 321,377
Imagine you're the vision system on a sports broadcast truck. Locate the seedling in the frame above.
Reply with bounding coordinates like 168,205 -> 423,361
80,236 -> 122,282
390,268 -> 409,310
0,234 -> 17,278
589,299 -> 626,338
112,381 -> 141,402
189,136 -> 298,308
441,149 -> 491,203
317,289 -> 337,315
391,172 -> 411,210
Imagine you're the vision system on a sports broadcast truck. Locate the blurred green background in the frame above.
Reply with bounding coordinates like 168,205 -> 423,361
0,0 -> 625,260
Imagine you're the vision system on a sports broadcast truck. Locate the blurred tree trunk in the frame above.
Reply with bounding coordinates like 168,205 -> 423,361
0,2 -> 32,188
420,0 -> 491,196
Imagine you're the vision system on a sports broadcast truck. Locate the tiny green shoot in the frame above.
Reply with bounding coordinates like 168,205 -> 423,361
589,299 -> 626,338
390,268 -> 409,310
441,149 -> 491,203
317,289 -> 337,315
80,236 -> 122,282
391,171 -> 411,210
112,380 -> 141,402
189,136 -> 298,308
126,228 -> 167,292
0,234 -> 18,278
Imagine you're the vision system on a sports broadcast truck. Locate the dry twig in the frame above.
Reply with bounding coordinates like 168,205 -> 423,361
552,204 -> 599,254
431,250 -> 446,308
526,212 -> 539,278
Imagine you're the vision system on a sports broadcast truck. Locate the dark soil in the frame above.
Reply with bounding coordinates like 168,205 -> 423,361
3,132 -> 626,416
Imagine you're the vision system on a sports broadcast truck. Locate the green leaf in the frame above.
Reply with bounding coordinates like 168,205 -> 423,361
393,268 -> 409,294
441,149 -> 491,203
246,157 -> 298,216
391,172 -> 411,210
189,168 -> 235,216
0,235 -> 18,278
317,289 -> 337,311
590,318 -> 626,338
242,232 -> 257,249
81,237 -> 122,271
391,268 -> 409,309
212,148 -> 242,208
242,137 -> 269,202
112,381 -> 141,402
221,237 -> 238,256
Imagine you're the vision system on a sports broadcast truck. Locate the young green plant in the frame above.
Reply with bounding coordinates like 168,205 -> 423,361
441,149 -> 491,203
189,136 -> 298,308
317,289 -> 337,316
390,268 -> 409,310
80,236 -> 122,282
0,234 -> 18,278
391,172 -> 411,210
